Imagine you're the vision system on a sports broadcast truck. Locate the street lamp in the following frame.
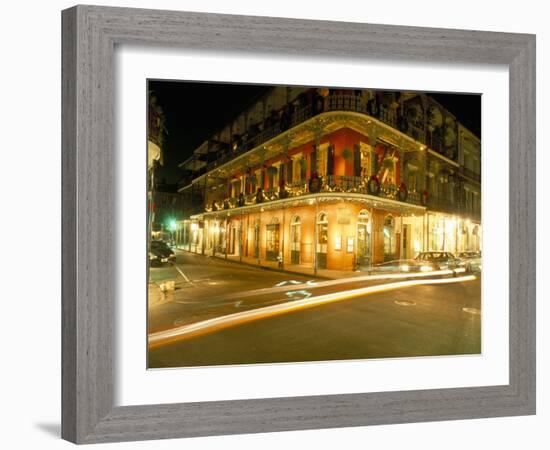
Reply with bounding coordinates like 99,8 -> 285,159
167,218 -> 177,246
167,219 -> 177,232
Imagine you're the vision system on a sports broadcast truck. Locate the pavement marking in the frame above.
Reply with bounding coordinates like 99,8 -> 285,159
173,300 -> 205,305
149,274 -> 476,348
394,300 -> 416,306
173,265 -> 194,285
191,268 -> 465,304
286,290 -> 312,300
274,280 -> 303,287
462,307 -> 481,315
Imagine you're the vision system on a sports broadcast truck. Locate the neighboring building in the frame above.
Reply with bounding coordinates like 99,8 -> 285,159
147,93 -> 166,238
151,182 -> 187,231
177,87 -> 481,272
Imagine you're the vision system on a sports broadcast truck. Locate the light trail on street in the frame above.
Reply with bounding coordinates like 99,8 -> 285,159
149,274 -> 476,348
195,267 -> 466,303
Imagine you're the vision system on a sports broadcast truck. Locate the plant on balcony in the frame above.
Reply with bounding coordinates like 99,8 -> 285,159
341,148 -> 353,160
367,175 -> 381,196
237,193 -> 245,207
421,190 -> 429,206
255,188 -> 264,204
397,182 -> 408,202
308,172 -> 322,193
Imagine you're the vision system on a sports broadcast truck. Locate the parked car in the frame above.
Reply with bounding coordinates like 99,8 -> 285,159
457,251 -> 482,272
149,249 -> 163,267
150,240 -> 176,264
370,259 -> 439,273
414,252 -> 462,270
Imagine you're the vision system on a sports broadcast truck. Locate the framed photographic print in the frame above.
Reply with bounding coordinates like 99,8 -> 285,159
62,4 -> 535,444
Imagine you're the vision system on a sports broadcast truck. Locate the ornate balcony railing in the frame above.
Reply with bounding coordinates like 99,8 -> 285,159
208,175 -> 428,213
426,197 -> 481,220
204,94 -> 434,173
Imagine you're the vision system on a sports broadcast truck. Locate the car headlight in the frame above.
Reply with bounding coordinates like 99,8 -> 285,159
149,252 -> 158,260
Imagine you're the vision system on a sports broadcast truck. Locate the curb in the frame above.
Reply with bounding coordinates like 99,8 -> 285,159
177,249 -> 332,280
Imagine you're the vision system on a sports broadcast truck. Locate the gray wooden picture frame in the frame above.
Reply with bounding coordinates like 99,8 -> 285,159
61,5 -> 536,444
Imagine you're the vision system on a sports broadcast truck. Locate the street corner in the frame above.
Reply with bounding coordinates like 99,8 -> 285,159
148,281 -> 175,308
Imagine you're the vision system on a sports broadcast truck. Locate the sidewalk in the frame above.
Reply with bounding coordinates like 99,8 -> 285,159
201,251 -> 368,280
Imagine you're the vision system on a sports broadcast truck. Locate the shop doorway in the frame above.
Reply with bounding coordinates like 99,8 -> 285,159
229,227 -> 236,255
383,214 -> 396,261
266,223 -> 280,261
290,215 -> 301,264
356,209 -> 372,268
253,222 -> 260,259
316,212 -> 328,269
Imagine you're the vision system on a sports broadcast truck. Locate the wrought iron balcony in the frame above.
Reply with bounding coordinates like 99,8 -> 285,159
207,175 -> 425,213
426,196 -> 481,220
205,94 -> 432,173
460,167 -> 481,182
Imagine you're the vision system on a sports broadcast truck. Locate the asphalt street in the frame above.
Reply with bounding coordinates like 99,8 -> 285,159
148,251 -> 481,368
148,250 -> 316,332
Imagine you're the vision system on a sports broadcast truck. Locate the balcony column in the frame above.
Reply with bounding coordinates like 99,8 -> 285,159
418,149 -> 427,192
367,126 -> 378,177
398,144 -> 405,185
310,120 -> 324,176
310,144 -> 317,176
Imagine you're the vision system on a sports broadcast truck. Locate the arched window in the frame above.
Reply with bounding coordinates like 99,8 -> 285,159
290,215 -> 301,264
316,212 -> 328,269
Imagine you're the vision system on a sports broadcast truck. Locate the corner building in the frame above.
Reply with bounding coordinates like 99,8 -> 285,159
178,88 -> 481,273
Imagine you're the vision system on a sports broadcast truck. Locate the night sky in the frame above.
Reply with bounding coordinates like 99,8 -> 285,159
148,80 -> 481,184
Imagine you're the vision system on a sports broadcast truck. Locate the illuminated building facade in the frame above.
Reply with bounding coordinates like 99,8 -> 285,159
178,87 -> 481,272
